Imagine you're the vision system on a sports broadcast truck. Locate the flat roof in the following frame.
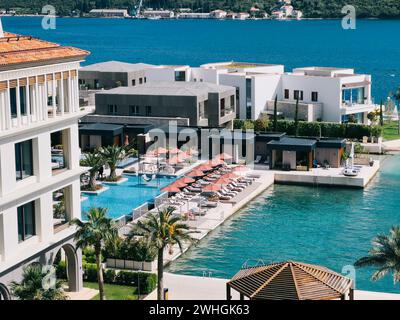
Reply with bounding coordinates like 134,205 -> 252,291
79,123 -> 123,135
267,137 -> 317,151
97,81 -> 235,97
80,61 -> 155,73
202,61 -> 282,69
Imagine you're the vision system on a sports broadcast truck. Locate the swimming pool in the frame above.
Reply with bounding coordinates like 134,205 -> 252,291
81,174 -> 176,220
167,154 -> 400,294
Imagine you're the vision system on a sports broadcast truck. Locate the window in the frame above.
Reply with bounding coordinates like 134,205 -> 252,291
18,201 -> 36,242
15,140 -> 33,181
94,79 -> 99,89
20,86 -> 27,115
144,77 -> 147,83
284,89 -> 290,99
10,87 -> 17,118
108,105 -> 117,115
294,90 -> 303,101
132,79 -> 136,86
174,71 -> 186,82
145,106 -> 152,116
311,91 -> 318,102
246,79 -> 252,119
236,87 -> 240,117
220,98 -> 225,117
139,78 -> 143,85
130,105 -> 139,115
230,95 -> 235,108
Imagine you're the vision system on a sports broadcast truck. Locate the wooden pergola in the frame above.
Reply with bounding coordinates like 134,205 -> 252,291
227,261 -> 354,300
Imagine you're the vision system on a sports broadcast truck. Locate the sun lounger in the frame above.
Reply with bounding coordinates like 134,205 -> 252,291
246,173 -> 261,179
200,201 -> 218,208
254,155 -> 262,164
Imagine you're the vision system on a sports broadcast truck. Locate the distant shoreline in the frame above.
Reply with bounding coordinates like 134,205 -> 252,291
1,14 -> 397,21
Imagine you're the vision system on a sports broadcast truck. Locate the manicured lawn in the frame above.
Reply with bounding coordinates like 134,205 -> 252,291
84,282 -> 138,300
382,121 -> 400,141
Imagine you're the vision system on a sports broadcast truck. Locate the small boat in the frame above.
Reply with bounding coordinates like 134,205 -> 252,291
342,168 -> 359,177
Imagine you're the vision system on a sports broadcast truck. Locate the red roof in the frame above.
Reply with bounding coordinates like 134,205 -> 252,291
0,32 -> 90,68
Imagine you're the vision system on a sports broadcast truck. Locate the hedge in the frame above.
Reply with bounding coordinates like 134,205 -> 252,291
234,119 -> 382,140
57,262 -> 157,294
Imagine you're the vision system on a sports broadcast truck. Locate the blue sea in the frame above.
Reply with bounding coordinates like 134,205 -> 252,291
3,17 -> 400,103
4,16 -> 400,294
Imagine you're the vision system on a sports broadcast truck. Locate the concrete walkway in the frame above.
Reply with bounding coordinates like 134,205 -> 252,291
66,287 -> 98,300
145,273 -> 400,301
382,139 -> 400,152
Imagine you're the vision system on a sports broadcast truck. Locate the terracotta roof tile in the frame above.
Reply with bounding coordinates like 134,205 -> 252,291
0,32 -> 90,67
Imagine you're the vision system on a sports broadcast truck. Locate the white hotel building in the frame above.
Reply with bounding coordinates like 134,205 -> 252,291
144,62 -> 376,124
0,29 -> 89,299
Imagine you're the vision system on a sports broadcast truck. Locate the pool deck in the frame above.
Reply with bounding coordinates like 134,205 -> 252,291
145,273 -> 400,301
272,161 -> 380,188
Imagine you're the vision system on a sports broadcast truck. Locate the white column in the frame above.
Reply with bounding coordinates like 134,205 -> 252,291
67,76 -> 72,113
0,91 -> 5,131
59,79 -> 64,115
16,84 -> 21,126
4,84 -> 11,129
0,208 -> 19,262
26,83 -> 31,124
32,133 -> 52,182
52,77 -> 57,117
43,83 -> 48,120
36,194 -> 53,243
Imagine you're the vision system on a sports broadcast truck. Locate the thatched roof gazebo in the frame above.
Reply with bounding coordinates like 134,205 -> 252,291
227,261 -> 354,300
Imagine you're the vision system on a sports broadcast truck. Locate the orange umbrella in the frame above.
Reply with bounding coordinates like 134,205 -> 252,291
218,152 -> 233,160
177,177 -> 195,184
170,180 -> 187,188
187,170 -> 205,177
214,177 -> 230,185
202,184 -> 222,192
234,165 -> 249,172
209,158 -> 225,166
161,185 -> 181,193
222,172 -> 239,179
196,164 -> 213,171
169,147 -> 183,154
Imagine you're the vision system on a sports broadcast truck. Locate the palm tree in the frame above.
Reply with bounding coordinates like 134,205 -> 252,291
354,226 -> 400,284
80,151 -> 104,190
393,87 -> 400,134
11,264 -> 67,300
71,207 -> 117,300
130,207 -> 196,300
98,145 -> 128,180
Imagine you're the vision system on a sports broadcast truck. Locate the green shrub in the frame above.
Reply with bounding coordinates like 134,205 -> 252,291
83,247 -> 97,263
138,273 -> 157,294
83,262 -> 98,282
56,261 -> 67,280
104,269 -> 116,283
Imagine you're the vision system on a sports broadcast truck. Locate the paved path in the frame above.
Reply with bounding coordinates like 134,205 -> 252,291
145,273 -> 400,300
382,139 -> 400,152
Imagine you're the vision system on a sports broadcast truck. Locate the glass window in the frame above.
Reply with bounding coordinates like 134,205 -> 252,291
139,78 -> 143,85
220,98 -> 225,117
10,88 -> 17,118
294,90 -> 303,101
311,92 -> 318,102
130,105 -> 139,115
15,140 -> 33,181
174,71 -> 186,82
132,79 -> 136,86
18,201 -> 36,242
108,105 -> 117,115
246,79 -> 252,119
284,89 -> 289,99
145,106 -> 152,116
19,86 -> 27,115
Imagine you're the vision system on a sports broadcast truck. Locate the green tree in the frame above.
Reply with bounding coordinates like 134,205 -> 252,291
254,115 -> 269,132
392,87 -> 400,134
11,264 -> 67,300
242,119 -> 255,131
355,226 -> 400,284
80,151 -> 104,190
98,145 -> 130,180
71,207 -> 117,300
130,207 -> 196,300
379,100 -> 384,126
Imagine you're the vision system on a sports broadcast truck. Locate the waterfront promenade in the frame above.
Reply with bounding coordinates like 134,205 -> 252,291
145,273 -> 400,300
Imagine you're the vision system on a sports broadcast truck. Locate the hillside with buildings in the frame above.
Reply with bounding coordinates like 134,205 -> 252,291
1,0 -> 400,18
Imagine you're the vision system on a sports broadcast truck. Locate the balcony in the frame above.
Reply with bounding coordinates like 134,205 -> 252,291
264,100 -> 323,122
340,102 -> 376,115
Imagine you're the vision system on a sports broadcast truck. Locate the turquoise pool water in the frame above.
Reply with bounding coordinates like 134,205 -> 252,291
168,155 -> 400,294
81,175 -> 175,219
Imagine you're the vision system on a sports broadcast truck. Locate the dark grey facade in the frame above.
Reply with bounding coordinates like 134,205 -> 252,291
94,82 -> 236,128
79,61 -> 155,89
